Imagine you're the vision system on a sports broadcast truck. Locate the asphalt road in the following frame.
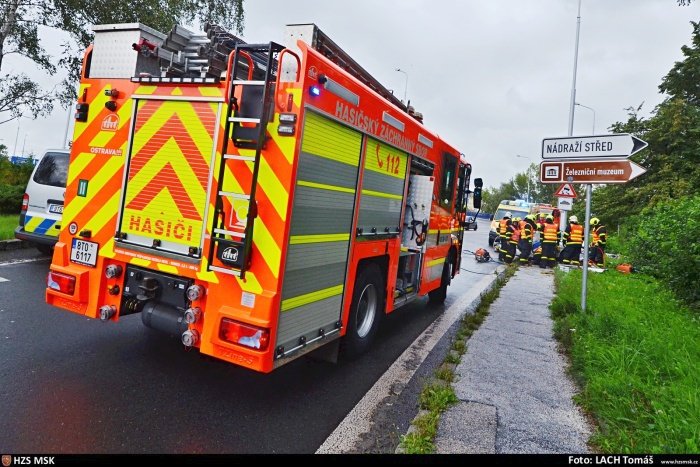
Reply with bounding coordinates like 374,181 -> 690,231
0,220 -> 495,453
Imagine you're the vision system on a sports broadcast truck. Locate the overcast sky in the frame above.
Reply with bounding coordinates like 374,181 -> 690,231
1,0 -> 698,188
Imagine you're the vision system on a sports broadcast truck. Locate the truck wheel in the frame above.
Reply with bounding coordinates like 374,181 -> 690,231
342,263 -> 384,358
429,251 -> 453,304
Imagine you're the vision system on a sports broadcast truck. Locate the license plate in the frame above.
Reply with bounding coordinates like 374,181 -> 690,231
70,239 -> 98,267
48,204 -> 64,214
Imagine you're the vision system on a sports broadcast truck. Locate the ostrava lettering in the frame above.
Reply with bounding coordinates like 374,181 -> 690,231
128,215 -> 193,241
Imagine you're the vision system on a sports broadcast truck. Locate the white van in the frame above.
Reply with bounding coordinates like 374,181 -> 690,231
14,149 -> 69,254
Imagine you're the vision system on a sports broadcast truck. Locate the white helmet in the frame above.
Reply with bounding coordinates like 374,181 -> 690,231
504,211 -> 512,218
570,215 -> 578,223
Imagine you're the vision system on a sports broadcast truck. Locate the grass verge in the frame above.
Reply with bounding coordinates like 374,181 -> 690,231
399,264 -> 517,454
0,214 -> 18,240
552,268 -> 700,453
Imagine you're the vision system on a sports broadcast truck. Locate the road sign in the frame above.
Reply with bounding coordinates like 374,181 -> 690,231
540,159 -> 647,184
541,133 -> 648,160
557,197 -> 573,211
554,183 -> 577,198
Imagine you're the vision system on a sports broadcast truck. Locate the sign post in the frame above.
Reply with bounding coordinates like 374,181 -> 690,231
540,133 -> 648,312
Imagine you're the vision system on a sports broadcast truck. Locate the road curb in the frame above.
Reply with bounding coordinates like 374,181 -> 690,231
0,239 -> 29,251
395,264 -> 509,454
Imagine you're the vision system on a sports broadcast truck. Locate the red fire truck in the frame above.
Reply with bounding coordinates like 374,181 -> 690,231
46,22 -> 482,372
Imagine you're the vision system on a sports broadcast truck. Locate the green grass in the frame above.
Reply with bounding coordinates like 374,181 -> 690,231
0,214 -> 18,240
399,266 -> 517,454
552,269 -> 700,453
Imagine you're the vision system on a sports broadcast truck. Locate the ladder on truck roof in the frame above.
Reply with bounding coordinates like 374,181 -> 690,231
207,41 -> 285,278
286,24 -> 408,112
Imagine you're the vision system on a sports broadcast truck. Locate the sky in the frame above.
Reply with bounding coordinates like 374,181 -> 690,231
1,0 -> 698,189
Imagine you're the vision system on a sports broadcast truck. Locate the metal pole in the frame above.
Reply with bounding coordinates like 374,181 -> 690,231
396,68 -> 408,103
581,183 -> 592,312
21,134 -> 27,156
568,0 -> 582,137
63,107 -> 72,149
575,102 -> 596,134
13,121 -> 20,156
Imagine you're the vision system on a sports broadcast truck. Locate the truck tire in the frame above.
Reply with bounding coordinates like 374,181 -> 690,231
342,263 -> 384,358
429,250 -> 454,304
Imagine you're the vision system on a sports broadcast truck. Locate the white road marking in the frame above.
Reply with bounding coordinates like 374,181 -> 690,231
0,277 -> 8,282
316,266 -> 505,453
0,257 -> 49,267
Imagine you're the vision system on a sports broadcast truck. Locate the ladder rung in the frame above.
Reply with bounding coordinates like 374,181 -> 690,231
233,80 -> 266,86
219,191 -> 250,200
214,228 -> 246,238
209,265 -> 241,276
224,154 -> 256,161
229,117 -> 260,124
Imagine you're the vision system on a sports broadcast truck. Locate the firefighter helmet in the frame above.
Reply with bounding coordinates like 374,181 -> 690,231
474,248 -> 491,263
570,215 -> 578,223
546,214 -> 554,221
504,211 -> 512,218
590,217 -> 600,226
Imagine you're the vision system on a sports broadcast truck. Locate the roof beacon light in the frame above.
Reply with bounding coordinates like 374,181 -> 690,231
309,85 -> 321,97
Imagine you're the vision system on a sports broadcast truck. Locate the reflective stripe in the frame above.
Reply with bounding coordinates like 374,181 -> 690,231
360,189 -> 402,200
569,224 -> 584,244
298,180 -> 356,194
427,257 -> 446,268
289,233 -> 350,244
281,284 -> 344,312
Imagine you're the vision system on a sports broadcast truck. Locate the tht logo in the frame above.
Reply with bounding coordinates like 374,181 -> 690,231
222,247 -> 238,262
101,114 -> 119,131
307,66 -> 318,80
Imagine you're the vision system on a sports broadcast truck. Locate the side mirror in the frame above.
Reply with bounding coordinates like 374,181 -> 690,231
472,177 -> 483,209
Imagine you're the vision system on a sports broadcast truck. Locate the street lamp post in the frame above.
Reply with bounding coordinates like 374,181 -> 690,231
575,102 -> 596,134
515,155 -> 532,203
395,68 -> 408,104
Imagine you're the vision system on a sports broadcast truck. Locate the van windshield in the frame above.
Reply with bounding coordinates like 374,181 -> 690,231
33,152 -> 69,187
494,208 -> 528,221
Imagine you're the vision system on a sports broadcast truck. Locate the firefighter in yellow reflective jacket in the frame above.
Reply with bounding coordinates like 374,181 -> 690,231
561,215 -> 584,266
540,215 -> 559,269
589,217 -> 607,267
518,215 -> 535,265
505,217 -> 520,264
497,212 -> 512,262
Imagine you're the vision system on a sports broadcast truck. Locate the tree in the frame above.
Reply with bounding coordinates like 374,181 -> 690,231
0,0 -> 245,120
0,1 -> 56,124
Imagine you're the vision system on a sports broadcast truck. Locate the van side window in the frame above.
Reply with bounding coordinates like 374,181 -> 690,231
33,152 -> 69,188
439,153 -> 457,210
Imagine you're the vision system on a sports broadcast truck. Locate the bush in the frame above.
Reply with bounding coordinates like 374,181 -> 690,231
626,195 -> 700,307
0,184 -> 25,215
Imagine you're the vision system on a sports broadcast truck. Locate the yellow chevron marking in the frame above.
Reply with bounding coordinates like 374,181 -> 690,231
298,180 -> 355,194
67,152 -> 97,186
200,87 -> 223,97
361,189 -> 402,200
289,233 -> 349,245
83,190 -> 121,236
171,87 -> 183,96
131,257 -> 150,267
134,86 -> 157,95
156,263 -> 179,274
63,156 -> 123,225
252,219 -> 281,278
235,271 -> 263,294
258,155 -> 288,221
281,284 -> 344,312
427,257 -> 446,268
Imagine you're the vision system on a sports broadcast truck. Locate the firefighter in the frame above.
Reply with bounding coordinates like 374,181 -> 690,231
518,215 -> 535,265
498,212 -> 512,262
506,216 -> 520,264
540,214 -> 559,269
560,215 -> 584,266
589,217 -> 607,267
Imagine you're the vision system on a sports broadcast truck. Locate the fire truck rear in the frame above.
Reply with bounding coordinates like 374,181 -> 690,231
46,22 -> 482,373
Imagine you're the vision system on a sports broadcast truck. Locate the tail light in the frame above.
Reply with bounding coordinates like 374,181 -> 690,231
21,193 -> 29,212
47,271 -> 76,295
220,319 -> 269,351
